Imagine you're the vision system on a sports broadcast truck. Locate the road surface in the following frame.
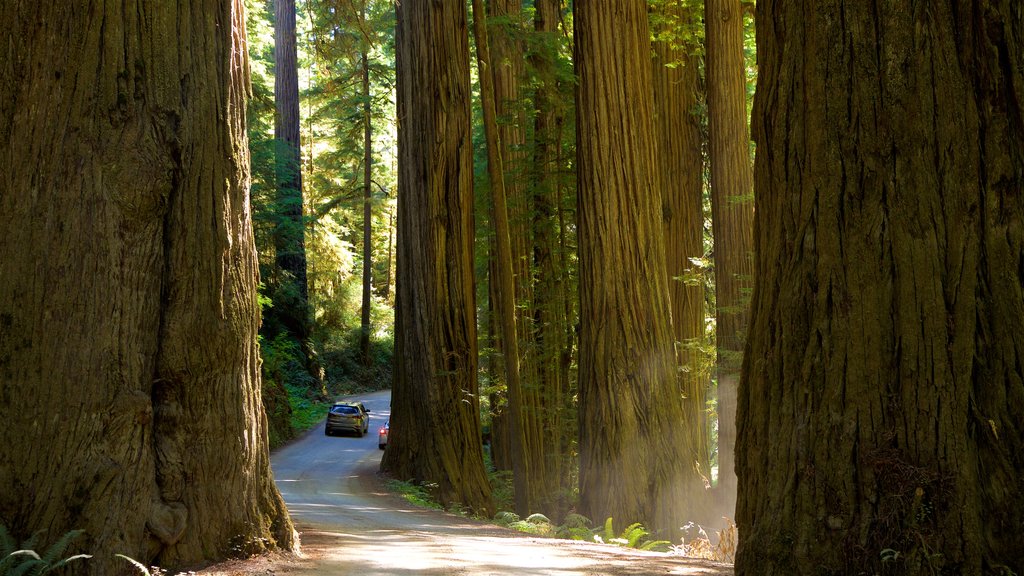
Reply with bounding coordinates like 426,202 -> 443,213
200,390 -> 732,575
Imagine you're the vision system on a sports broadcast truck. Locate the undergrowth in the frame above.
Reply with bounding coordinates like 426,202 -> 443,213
0,526 -> 90,576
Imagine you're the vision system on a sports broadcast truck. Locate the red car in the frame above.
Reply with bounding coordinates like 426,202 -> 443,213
378,420 -> 389,450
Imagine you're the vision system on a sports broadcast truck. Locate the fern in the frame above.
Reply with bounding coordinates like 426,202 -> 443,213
116,553 -> 153,575
0,526 -> 90,576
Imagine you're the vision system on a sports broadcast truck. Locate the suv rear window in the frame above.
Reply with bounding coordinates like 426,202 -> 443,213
331,405 -> 359,415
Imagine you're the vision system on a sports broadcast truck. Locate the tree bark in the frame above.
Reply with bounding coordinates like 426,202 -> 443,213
0,1 -> 295,573
471,0 -> 532,517
737,1 -> 1024,574
652,0 -> 712,522
704,0 -> 754,502
379,0 -> 493,515
575,0 -> 689,540
359,40 -> 373,366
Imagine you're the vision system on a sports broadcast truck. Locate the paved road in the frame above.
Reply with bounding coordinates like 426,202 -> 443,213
232,390 -> 732,576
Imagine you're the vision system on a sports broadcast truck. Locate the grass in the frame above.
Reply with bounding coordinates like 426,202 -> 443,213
384,480 -> 444,510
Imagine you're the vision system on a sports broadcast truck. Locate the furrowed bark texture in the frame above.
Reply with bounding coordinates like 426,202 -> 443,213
737,1 -> 1024,574
705,0 -> 754,501
380,0 -> 493,515
653,0 -> 712,521
0,2 -> 295,574
575,0 -> 688,540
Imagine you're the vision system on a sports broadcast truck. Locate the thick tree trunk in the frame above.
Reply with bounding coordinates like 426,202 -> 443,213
0,2 -> 295,573
380,0 -> 493,516
704,0 -> 754,502
575,0 -> 689,540
471,0 -> 532,516
737,1 -> 1024,574
652,0 -> 712,522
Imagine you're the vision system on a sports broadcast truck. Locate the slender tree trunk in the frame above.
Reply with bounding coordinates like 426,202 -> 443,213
273,0 -> 319,382
471,0 -> 532,516
529,0 -> 571,518
380,0 -> 493,515
737,1 -> 1024,574
704,0 -> 754,503
359,42 -> 373,366
575,0 -> 689,540
652,0 -> 712,522
0,1 -> 295,573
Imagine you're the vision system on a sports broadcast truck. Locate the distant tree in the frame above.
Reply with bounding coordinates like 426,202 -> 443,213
358,2 -> 374,366
575,0 -> 690,540
0,1 -> 294,573
528,0 -> 574,519
704,0 -> 754,500
270,0 -> 319,383
652,0 -> 712,521
471,0 -> 532,517
737,1 -> 1024,574
380,0 -> 493,514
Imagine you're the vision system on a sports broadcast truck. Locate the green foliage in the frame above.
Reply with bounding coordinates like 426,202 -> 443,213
567,517 -> 670,552
286,383 -> 329,432
385,480 -> 444,511
0,526 -> 90,576
318,328 -> 394,394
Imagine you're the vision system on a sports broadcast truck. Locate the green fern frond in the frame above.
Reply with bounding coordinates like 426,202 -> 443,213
602,517 -> 616,542
116,553 -> 153,576
640,539 -> 672,552
0,525 -> 16,557
621,523 -> 648,548
7,551 -> 44,576
42,554 -> 92,574
39,529 -> 84,565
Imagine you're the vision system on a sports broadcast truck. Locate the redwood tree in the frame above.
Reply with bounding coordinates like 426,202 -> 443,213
575,0 -> 689,539
737,1 -> 1024,574
0,1 -> 294,573
653,0 -> 711,521
704,0 -> 754,500
379,0 -> 493,515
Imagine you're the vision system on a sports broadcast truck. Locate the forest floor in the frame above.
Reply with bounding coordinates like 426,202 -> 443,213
193,391 -> 733,576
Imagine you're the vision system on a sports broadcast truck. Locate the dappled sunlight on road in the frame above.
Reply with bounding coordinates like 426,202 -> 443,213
196,391 -> 732,576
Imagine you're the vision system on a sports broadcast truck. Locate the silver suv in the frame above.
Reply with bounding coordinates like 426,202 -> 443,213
325,401 -> 370,437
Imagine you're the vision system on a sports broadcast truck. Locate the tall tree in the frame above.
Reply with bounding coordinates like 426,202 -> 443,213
471,0 -> 532,516
704,0 -> 754,500
0,1 -> 295,573
271,0 -> 316,380
575,0 -> 689,539
380,0 -> 493,515
358,3 -> 374,366
652,0 -> 712,520
529,0 -> 573,518
737,1 -> 1024,574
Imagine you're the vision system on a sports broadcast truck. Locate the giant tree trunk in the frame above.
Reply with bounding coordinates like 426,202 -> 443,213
737,1 -> 1024,574
704,0 -> 754,502
575,0 -> 689,540
652,0 -> 711,522
0,2 -> 295,573
379,0 -> 493,515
